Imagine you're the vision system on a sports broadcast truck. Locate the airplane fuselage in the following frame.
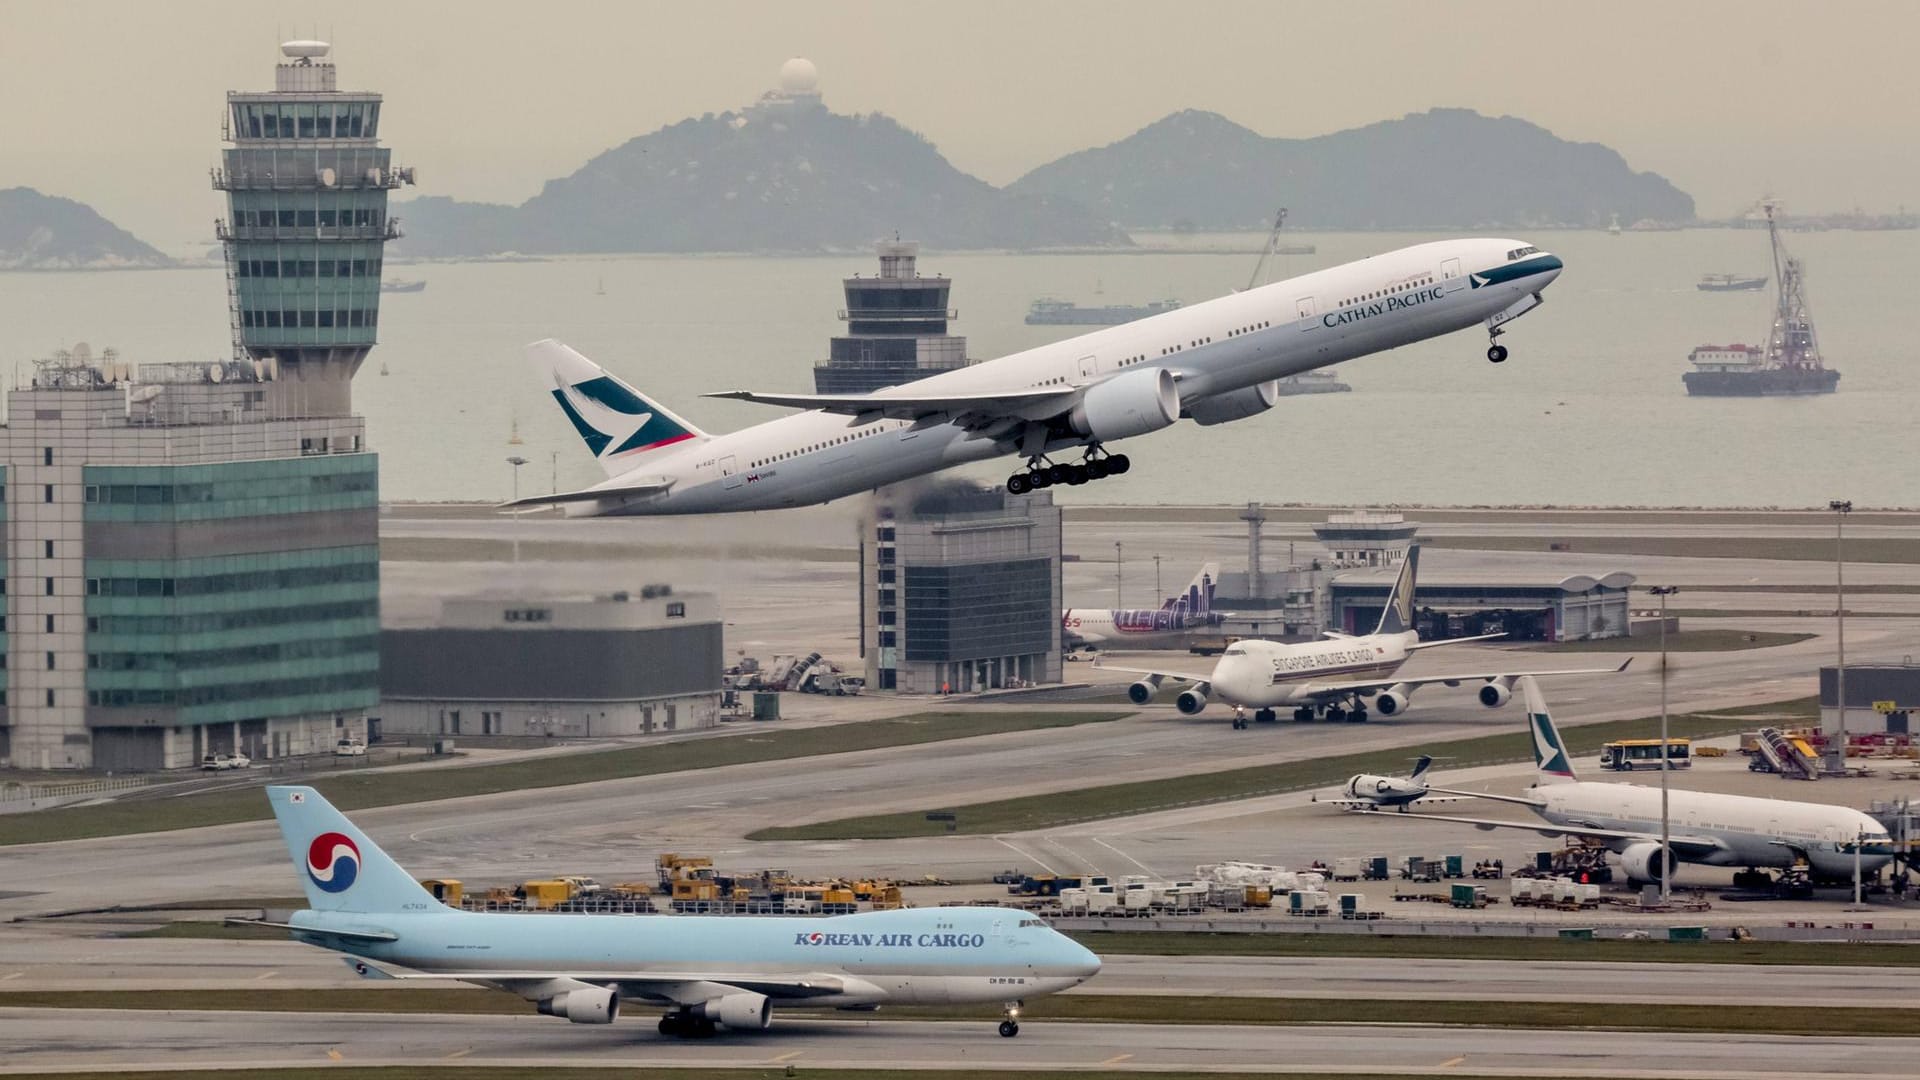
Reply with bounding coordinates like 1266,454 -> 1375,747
568,238 -> 1563,515
1209,630 -> 1419,707
1063,607 -> 1225,651
1535,782 -> 1892,878
295,905 -> 1096,1008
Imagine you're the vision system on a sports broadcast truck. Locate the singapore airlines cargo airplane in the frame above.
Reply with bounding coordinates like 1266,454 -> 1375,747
1104,546 -> 1628,728
248,787 -> 1098,1039
507,239 -> 1563,515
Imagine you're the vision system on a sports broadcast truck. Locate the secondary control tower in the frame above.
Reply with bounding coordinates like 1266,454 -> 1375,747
814,239 -> 971,394
213,40 -> 414,416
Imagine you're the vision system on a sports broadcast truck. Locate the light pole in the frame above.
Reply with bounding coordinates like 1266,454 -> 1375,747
1115,541 -> 1124,608
1830,499 -> 1852,774
1154,555 -> 1163,602
507,456 -> 528,564
550,450 -> 559,494
1649,584 -> 1679,905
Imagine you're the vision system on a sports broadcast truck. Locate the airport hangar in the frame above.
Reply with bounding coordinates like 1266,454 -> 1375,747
1328,567 -> 1636,642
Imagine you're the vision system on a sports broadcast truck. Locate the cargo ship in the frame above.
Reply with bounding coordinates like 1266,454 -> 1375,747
1696,273 -> 1767,292
380,279 -> 426,293
1683,202 -> 1839,396
1025,297 -> 1182,325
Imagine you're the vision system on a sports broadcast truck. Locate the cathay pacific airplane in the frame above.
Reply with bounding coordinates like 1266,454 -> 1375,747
507,239 -> 1563,515
1356,678 -> 1895,888
1102,546 -> 1627,728
246,787 -> 1098,1039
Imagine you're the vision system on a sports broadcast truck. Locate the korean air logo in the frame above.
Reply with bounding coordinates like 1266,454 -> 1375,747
804,931 -> 825,945
307,832 -> 361,893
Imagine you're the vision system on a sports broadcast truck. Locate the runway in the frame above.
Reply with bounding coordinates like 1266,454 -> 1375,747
3,1007 -> 1917,1077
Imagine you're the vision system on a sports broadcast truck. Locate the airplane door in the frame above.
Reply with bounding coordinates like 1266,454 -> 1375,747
719,455 -> 742,489
1295,296 -> 1316,320
1441,257 -> 1462,281
1077,354 -> 1098,381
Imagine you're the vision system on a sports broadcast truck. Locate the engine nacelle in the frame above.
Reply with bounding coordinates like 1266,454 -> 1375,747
696,991 -> 772,1030
1127,679 -> 1160,705
1478,681 -> 1513,708
1070,367 -> 1179,442
536,983 -> 619,1025
1619,842 -> 1674,885
1375,684 -> 1412,716
1182,380 -> 1280,426
1175,688 -> 1207,715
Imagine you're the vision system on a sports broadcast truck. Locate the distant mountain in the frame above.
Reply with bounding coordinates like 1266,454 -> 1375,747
1009,108 -> 1695,230
395,105 -> 1130,257
0,187 -> 173,270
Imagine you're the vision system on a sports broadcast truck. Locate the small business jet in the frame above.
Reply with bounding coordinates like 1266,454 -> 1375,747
508,240 -> 1563,515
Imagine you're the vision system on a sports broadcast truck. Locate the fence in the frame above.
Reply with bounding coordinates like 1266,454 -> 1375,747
0,775 -> 152,803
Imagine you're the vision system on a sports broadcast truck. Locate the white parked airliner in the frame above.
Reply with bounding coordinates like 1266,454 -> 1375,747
1360,678 -> 1895,887
507,239 -> 1563,515
1103,545 -> 1627,728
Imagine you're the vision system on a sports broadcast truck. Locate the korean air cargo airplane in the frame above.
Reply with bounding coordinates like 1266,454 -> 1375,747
508,239 -> 1563,516
251,787 -> 1099,1039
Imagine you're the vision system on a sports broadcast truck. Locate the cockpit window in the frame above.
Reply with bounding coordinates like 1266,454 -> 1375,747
1507,246 -> 1541,260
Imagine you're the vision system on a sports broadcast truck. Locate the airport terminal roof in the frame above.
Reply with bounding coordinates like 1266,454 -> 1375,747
1331,569 -> 1637,594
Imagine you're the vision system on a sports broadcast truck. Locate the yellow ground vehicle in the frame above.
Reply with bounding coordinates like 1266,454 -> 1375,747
420,879 -> 463,906
518,880 -> 573,909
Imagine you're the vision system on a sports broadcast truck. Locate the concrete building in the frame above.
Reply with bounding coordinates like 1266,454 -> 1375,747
1330,568 -> 1636,642
813,240 -> 971,394
1820,663 -> 1920,736
0,41 -> 402,771
379,590 -> 722,739
1312,510 -> 1421,568
862,486 -> 1062,693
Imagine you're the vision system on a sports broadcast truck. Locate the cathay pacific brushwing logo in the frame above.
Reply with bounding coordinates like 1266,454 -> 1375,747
1531,712 -> 1574,777
551,376 -> 693,460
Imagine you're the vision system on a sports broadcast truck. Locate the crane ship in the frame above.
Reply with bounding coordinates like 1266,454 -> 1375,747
1683,202 -> 1840,396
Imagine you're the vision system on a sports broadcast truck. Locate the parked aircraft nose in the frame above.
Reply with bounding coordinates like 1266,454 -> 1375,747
1061,935 -> 1102,981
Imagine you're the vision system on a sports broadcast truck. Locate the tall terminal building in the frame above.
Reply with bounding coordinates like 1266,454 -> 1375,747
0,42 -> 402,771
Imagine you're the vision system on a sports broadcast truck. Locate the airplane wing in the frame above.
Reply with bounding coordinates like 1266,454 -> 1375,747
1349,809 -> 1726,858
498,477 -> 674,510
341,956 -> 862,1002
1093,661 -> 1214,686
1406,632 -> 1508,651
1320,796 -> 1477,809
1296,657 -> 1633,699
706,386 -> 1079,426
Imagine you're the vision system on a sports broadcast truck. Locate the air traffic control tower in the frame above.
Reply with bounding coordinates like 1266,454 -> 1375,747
213,40 -> 414,417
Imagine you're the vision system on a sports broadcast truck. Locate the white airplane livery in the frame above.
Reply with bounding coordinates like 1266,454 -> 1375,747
1104,546 -> 1628,729
1365,678 -> 1896,886
507,239 -> 1563,515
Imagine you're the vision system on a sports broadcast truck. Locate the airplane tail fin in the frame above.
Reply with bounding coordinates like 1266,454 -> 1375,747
268,786 -> 438,914
1521,677 -> 1578,785
1164,562 -> 1220,617
529,339 -> 709,478
1409,754 -> 1433,781
1372,545 -> 1420,635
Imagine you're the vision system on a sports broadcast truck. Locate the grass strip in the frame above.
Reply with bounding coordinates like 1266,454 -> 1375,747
749,697 -> 1815,840
0,710 -> 1125,847
1070,930 -> 1920,966
0,1071 -> 1636,1080
7,988 -> 1919,1036
1423,535 -> 1920,564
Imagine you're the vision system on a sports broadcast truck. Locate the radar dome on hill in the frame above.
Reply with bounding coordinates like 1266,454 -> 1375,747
779,58 -> 819,93
281,40 -> 331,60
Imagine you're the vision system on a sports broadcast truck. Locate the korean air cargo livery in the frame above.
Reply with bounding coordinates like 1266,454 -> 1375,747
508,238 -> 1563,516
250,787 -> 1098,1039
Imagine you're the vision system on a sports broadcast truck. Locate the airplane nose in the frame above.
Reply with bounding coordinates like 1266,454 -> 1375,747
1537,253 -> 1564,285
1068,939 -> 1102,980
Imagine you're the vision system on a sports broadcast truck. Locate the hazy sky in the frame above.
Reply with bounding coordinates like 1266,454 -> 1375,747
4,0 -> 1916,249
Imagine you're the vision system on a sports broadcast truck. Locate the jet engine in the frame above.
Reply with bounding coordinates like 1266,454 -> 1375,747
1619,842 -> 1674,885
1175,688 -> 1208,715
695,991 -> 772,1030
1070,367 -> 1178,442
1478,681 -> 1513,708
1374,684 -> 1413,716
1127,679 -> 1161,705
536,982 -> 619,1025
1182,380 -> 1280,426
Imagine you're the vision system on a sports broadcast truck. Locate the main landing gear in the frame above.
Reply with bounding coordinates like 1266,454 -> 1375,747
1006,449 -> 1130,495
1289,703 -> 1369,723
999,1002 -> 1022,1037
1486,325 -> 1509,363
659,1010 -> 717,1039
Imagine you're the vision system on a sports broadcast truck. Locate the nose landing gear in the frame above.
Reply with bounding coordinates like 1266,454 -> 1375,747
1487,326 -> 1509,363
1005,448 -> 1131,495
999,1001 -> 1022,1037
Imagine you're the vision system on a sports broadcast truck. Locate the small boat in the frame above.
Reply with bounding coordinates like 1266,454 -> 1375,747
380,279 -> 427,293
1697,274 -> 1767,292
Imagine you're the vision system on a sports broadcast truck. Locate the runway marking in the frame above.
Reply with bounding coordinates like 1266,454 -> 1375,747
1092,836 -> 1157,876
0,973 -> 20,982
1441,1056 -> 1467,1068
443,1048 -> 473,1060
326,1049 -> 342,1061
253,970 -> 278,981
1102,1053 -> 1135,1065
768,1051 -> 803,1063
992,837 -> 1056,875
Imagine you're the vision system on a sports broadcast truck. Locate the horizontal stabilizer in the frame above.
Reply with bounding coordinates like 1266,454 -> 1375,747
498,479 -> 674,511
222,918 -> 399,943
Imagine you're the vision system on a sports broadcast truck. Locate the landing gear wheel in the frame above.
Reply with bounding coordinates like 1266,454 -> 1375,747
1107,454 -> 1131,474
1349,707 -> 1369,723
1487,344 -> 1508,363
1326,706 -> 1346,723
1031,469 -> 1053,488
1293,707 -> 1313,722
659,1016 -> 677,1036
1046,464 -> 1068,485
1006,473 -> 1032,495
999,1020 -> 1020,1038
1231,714 -> 1248,730
1255,708 -> 1276,724
1086,458 -> 1110,480
1067,463 -> 1090,485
